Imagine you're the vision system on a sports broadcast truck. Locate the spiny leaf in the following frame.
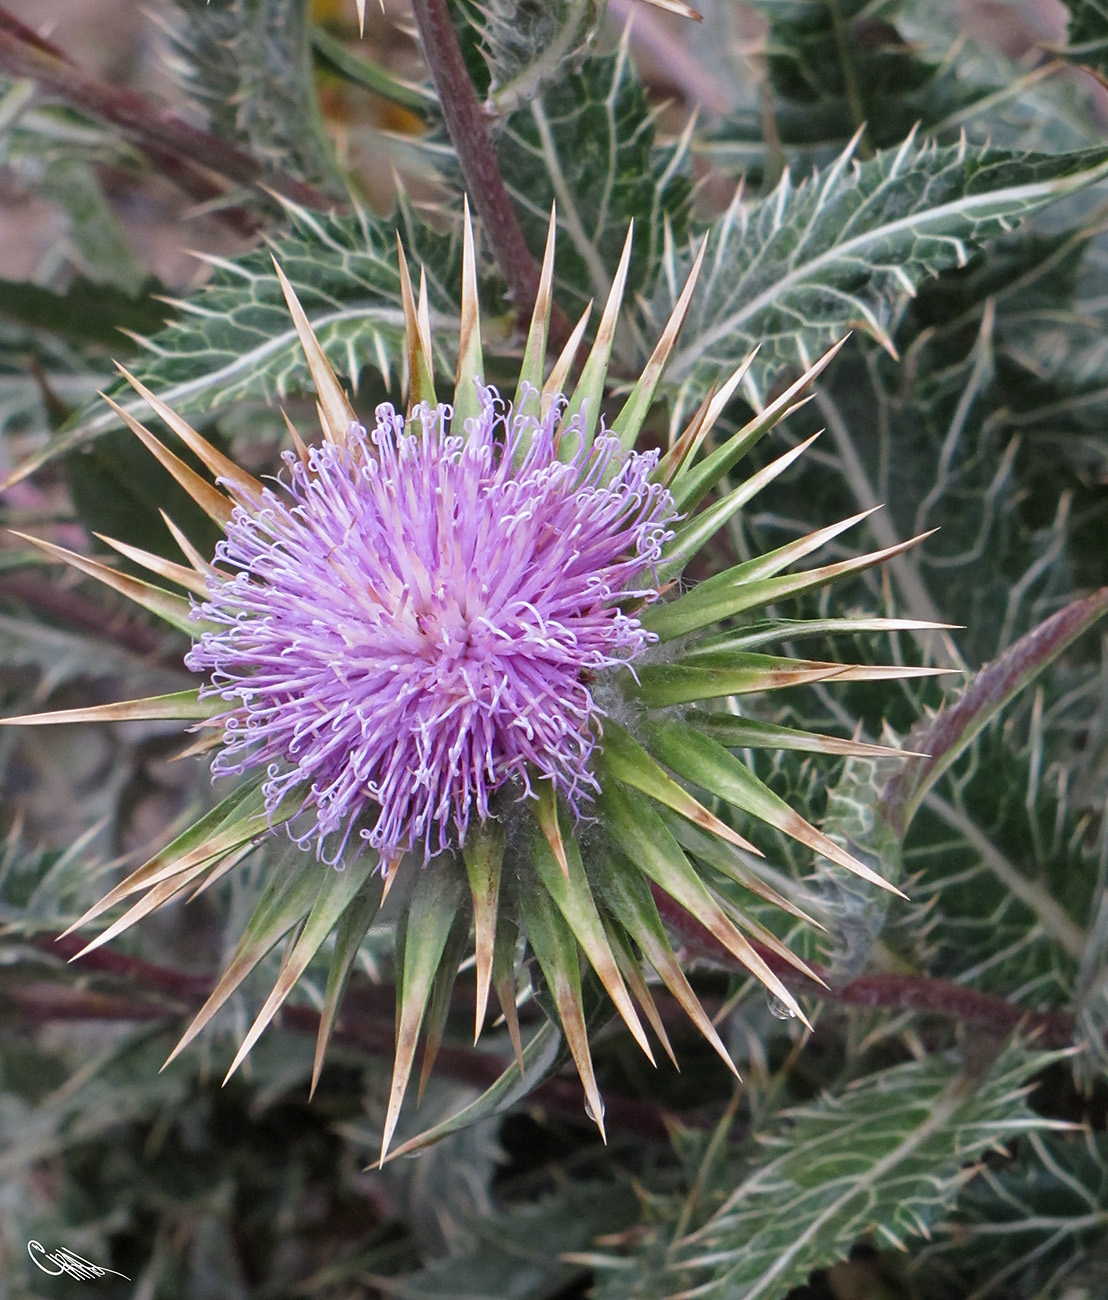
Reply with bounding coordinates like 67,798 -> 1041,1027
452,197 -> 484,429
598,720 -> 761,855
611,236 -> 706,453
656,137 -> 1108,411
10,533 -> 201,637
656,434 -> 824,583
312,881 -> 383,1096
694,616 -> 953,655
666,340 -> 846,514
61,778 -> 266,935
163,848 -> 325,1067
513,206 -> 559,422
559,225 -> 634,455
916,1129 -> 1108,1299
517,865 -> 607,1139
96,394 -> 235,527
635,653 -> 947,708
599,780 -> 807,1020
592,852 -> 738,1076
463,818 -> 506,1042
114,362 -> 266,507
417,911 -> 473,1100
94,533 -> 211,597
0,689 -> 217,727
272,259 -> 358,445
698,711 -> 916,760
631,655 -> 850,709
648,531 -> 934,640
596,1047 -> 1065,1300
529,810 -> 655,1063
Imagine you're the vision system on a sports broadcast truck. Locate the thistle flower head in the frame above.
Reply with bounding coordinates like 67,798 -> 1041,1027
187,388 -> 677,863
7,210 -> 944,1161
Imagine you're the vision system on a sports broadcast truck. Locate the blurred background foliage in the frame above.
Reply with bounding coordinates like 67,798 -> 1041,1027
2,0 -> 1108,1296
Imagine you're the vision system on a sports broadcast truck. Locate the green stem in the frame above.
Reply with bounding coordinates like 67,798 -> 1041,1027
826,0 -> 872,158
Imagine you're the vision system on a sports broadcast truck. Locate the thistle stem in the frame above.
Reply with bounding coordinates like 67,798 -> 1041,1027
0,572 -> 180,663
653,890 -> 1073,1045
26,934 -> 670,1138
0,6 -> 336,213
408,0 -> 560,335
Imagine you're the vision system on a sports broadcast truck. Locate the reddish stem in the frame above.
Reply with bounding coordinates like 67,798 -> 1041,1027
0,572 -> 182,664
409,0 -> 567,341
652,890 -> 1074,1046
0,7 -> 335,214
22,934 -> 669,1139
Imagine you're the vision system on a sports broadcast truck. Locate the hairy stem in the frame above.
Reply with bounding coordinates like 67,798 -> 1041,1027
653,890 -> 1074,1045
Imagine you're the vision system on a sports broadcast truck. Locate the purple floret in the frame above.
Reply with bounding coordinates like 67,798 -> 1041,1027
186,387 -> 677,863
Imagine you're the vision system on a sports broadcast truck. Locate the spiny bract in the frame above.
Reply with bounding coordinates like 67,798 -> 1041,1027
6,208 -> 944,1160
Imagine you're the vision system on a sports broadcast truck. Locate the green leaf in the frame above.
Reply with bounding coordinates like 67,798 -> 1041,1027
595,1046 -> 1064,1300
656,137 -> 1108,410
881,587 -> 1108,837
718,0 -> 1001,161
477,0 -> 603,114
492,46 -> 690,313
37,158 -> 146,296
0,276 -> 168,353
894,720 -> 1096,1007
1061,0 -> 1108,77
809,746 -> 906,980
39,204 -> 462,471
916,1129 -> 1108,1299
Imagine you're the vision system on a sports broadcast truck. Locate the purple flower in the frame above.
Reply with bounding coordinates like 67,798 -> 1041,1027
186,386 -> 678,862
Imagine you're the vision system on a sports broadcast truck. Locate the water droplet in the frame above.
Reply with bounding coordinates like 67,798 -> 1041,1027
767,992 -> 798,1020
584,1095 -> 606,1123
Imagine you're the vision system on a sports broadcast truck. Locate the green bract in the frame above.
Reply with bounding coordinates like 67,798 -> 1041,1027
4,208 -> 947,1160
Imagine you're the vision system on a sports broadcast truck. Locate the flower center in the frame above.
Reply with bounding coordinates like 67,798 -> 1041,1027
187,389 -> 677,862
